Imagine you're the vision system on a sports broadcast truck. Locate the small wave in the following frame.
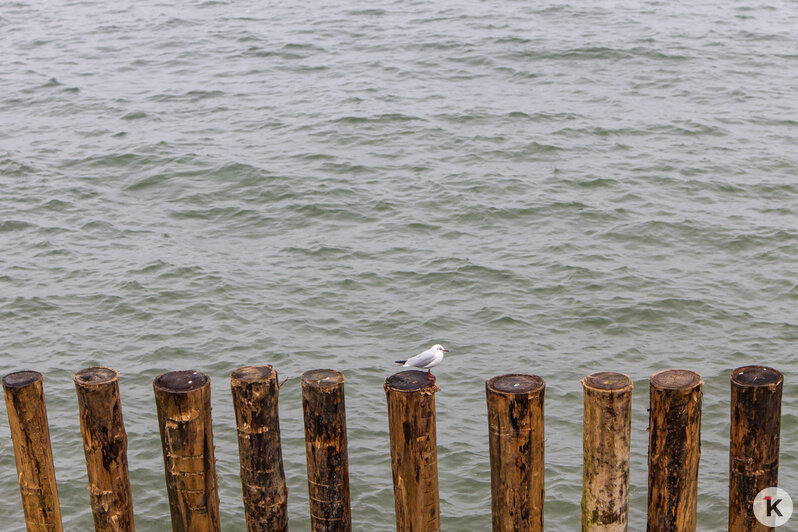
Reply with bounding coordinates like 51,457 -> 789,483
319,162 -> 375,175
3,296 -> 59,313
483,142 -> 564,160
0,158 -> 37,176
282,42 -> 327,52
130,260 -> 170,275
554,125 -> 639,137
40,199 -> 72,211
346,8 -> 386,16
124,173 -> 172,191
168,206 -> 262,223
66,152 -> 160,172
331,113 -> 426,124
153,17 -> 200,30
0,220 -> 36,232
289,152 -> 336,161
502,46 -> 690,62
576,177 -> 618,188
186,89 -> 225,100
80,220 -> 121,235
290,203 -> 377,223
281,245 -> 367,260
147,90 -> 225,102
121,111 -> 148,120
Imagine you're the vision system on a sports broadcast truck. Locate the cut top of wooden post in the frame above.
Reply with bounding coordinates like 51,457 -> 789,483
153,370 -> 209,393
581,371 -> 633,392
486,374 -> 544,395
650,369 -> 702,390
301,369 -> 345,389
2,370 -> 43,389
385,370 -> 438,392
731,365 -> 783,388
231,365 -> 276,386
74,367 -> 119,388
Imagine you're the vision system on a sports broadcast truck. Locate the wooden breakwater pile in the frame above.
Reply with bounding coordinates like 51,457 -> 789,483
1,364 -> 784,532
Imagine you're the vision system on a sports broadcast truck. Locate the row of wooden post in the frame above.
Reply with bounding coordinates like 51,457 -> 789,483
1,364 -> 783,531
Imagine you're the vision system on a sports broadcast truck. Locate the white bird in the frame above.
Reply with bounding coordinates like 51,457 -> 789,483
395,344 -> 448,380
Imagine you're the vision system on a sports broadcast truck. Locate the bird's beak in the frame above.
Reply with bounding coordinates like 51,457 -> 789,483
443,349 -> 449,352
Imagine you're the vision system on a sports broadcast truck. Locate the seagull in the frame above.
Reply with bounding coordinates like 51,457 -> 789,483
395,344 -> 448,380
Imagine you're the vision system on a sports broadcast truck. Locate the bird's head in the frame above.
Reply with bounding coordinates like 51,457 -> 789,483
432,344 -> 449,353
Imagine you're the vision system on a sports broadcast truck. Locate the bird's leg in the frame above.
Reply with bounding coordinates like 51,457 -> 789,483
427,368 -> 434,380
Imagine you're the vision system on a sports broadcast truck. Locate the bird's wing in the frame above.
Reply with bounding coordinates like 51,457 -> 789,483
405,348 -> 437,368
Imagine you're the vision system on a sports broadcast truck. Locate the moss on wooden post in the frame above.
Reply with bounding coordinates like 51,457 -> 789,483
2,370 -> 63,532
74,367 -> 136,531
581,372 -> 633,532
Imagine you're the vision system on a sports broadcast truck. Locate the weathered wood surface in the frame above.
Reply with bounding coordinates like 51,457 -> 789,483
153,370 -> 220,532
74,367 -> 135,532
231,365 -> 288,532
647,369 -> 702,532
384,370 -> 441,532
302,369 -> 351,532
729,365 -> 783,532
581,372 -> 633,532
2,370 -> 64,532
486,374 -> 545,532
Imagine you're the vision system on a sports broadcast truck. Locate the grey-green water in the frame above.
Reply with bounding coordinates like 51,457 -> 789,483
1,0 -> 797,529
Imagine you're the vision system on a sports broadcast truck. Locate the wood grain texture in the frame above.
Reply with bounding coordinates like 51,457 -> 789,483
728,365 -> 783,532
384,370 -> 440,532
302,369 -> 351,532
231,365 -> 288,532
647,369 -> 702,532
486,374 -> 545,532
153,371 -> 220,532
2,370 -> 63,532
581,372 -> 633,532
74,367 -> 136,532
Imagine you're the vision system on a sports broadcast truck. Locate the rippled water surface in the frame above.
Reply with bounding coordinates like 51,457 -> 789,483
2,0 -> 798,529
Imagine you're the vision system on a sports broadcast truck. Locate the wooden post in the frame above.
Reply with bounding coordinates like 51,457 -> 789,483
301,369 -> 351,532
74,367 -> 136,532
729,365 -> 783,531
486,374 -> 545,532
153,370 -> 220,532
384,370 -> 440,532
230,365 -> 288,532
581,372 -> 633,532
647,369 -> 702,532
2,371 -> 64,532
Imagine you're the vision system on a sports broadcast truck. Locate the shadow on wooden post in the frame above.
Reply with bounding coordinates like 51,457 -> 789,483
74,366 -> 136,532
486,374 -> 545,532
384,370 -> 440,532
647,369 -> 702,532
231,365 -> 288,532
729,365 -> 783,532
2,370 -> 64,532
153,370 -> 221,532
581,372 -> 633,532
302,369 -> 351,532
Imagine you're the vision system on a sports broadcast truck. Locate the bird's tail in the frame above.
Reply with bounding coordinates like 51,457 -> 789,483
395,360 -> 406,365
